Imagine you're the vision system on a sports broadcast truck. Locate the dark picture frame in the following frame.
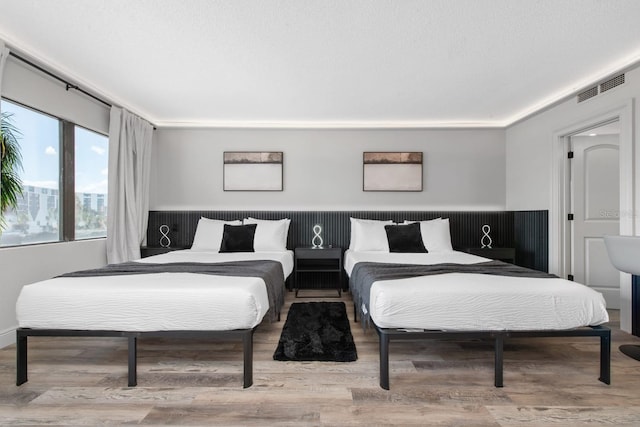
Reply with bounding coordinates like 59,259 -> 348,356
363,152 -> 423,192
223,151 -> 283,191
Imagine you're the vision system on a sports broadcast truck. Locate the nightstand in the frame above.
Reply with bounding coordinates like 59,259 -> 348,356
294,247 -> 343,297
140,246 -> 185,258
464,247 -> 516,264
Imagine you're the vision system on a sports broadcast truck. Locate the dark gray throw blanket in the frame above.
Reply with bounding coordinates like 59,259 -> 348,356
349,260 -> 557,329
59,260 -> 285,323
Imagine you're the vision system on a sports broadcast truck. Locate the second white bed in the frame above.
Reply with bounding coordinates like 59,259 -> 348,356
345,250 -> 609,331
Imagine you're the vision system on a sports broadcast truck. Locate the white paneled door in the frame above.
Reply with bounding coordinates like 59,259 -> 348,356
571,133 -> 620,308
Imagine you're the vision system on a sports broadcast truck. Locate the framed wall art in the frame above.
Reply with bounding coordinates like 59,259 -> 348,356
363,151 -> 423,192
223,151 -> 283,191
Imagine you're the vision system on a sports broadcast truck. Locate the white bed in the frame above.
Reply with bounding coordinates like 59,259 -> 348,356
15,247 -> 293,388
344,246 -> 611,389
345,249 -> 609,331
17,249 -> 293,332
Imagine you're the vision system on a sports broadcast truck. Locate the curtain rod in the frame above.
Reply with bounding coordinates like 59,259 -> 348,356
8,51 -> 157,129
9,51 -> 111,108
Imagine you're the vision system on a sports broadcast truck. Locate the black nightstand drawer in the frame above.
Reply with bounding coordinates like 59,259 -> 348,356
295,247 -> 342,260
296,258 -> 340,271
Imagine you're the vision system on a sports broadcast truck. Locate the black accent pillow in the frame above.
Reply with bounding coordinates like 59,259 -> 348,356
219,224 -> 257,252
385,223 -> 428,253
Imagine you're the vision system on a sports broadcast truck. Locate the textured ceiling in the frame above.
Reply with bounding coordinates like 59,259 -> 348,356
0,0 -> 639,128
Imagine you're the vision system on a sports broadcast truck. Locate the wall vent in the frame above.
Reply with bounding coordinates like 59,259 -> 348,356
600,73 -> 625,93
577,86 -> 598,103
576,73 -> 627,103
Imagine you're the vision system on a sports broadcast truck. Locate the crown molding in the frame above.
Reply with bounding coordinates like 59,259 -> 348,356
153,120 -> 507,130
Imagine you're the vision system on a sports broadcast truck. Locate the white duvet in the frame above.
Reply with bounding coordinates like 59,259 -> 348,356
345,250 -> 609,331
16,250 -> 293,332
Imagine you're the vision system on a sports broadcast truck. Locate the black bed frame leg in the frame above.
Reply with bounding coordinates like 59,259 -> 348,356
354,302 -> 358,323
243,330 -> 254,388
599,329 -> 611,385
379,331 -> 390,390
494,334 -> 504,388
16,330 -> 28,386
128,336 -> 137,387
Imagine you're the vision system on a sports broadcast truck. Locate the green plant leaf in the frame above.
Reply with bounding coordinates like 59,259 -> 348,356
0,111 -> 24,232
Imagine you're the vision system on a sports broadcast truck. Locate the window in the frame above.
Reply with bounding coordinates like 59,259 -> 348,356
0,99 -> 108,247
75,127 -> 108,239
0,101 -> 61,246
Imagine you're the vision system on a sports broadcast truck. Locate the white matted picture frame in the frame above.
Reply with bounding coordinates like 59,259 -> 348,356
223,151 -> 283,191
363,152 -> 423,192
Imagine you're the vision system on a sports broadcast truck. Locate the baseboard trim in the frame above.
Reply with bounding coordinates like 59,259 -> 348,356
0,326 -> 16,349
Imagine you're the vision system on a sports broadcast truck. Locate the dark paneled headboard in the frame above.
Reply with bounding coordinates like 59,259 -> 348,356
147,210 -> 548,272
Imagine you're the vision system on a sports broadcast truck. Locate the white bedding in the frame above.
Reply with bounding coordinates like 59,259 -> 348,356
345,250 -> 609,331
139,249 -> 294,278
16,250 -> 293,332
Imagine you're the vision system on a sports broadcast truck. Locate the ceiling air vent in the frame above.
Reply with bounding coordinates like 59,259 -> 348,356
600,73 -> 625,93
577,86 -> 598,103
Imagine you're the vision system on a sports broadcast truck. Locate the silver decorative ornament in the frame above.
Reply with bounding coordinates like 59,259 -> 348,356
312,224 -> 324,248
159,224 -> 171,248
481,224 -> 492,249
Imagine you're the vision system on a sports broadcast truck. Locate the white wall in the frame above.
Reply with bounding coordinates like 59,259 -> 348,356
0,55 -> 110,348
0,240 -> 106,347
150,128 -> 506,211
506,66 -> 640,332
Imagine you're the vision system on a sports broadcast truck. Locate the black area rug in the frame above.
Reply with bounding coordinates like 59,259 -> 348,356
273,302 -> 358,362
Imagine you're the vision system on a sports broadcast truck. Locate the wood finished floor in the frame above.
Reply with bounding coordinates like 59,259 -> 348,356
1,291 -> 640,426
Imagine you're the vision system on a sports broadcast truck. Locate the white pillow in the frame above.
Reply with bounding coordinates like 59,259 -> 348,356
404,218 -> 453,252
243,217 -> 291,251
191,217 -> 242,251
350,217 -> 393,251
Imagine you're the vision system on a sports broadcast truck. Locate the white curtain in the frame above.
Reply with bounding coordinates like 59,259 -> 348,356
106,106 -> 153,264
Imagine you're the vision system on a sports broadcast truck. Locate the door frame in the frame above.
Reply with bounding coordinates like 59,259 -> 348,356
551,100 -> 633,329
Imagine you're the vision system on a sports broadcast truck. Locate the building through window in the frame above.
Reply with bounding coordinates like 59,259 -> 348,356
0,99 -> 108,246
